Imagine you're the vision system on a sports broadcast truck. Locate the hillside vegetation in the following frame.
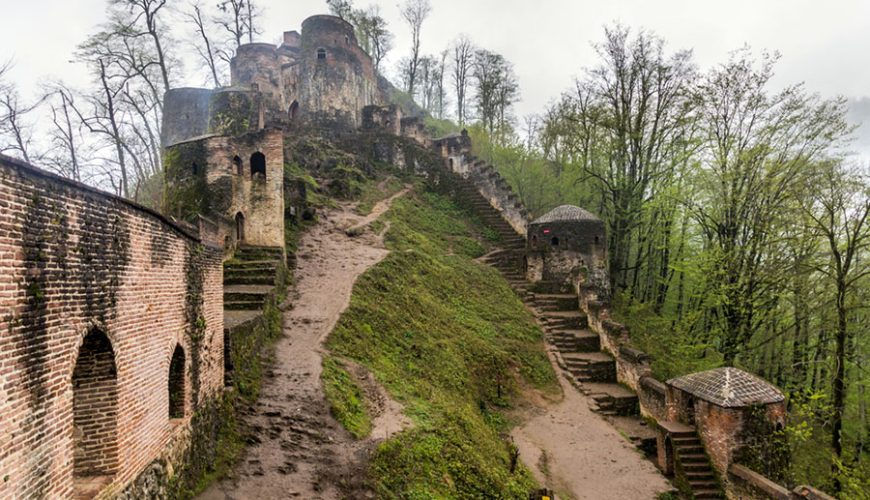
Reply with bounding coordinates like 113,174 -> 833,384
325,190 -> 558,497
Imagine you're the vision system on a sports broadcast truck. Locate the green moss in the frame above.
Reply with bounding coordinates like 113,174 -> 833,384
326,192 -> 558,498
321,357 -> 372,439
208,91 -> 255,137
163,141 -> 212,223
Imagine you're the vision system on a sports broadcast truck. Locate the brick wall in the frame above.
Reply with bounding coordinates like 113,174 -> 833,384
0,155 -> 224,499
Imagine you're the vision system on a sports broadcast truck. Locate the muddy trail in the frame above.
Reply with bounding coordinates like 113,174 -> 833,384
200,188 -> 411,500
511,362 -> 670,500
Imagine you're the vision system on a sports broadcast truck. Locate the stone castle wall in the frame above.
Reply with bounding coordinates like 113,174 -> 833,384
0,155 -> 224,499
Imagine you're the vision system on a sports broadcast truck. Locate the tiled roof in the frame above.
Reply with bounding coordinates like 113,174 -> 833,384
666,367 -> 784,408
532,205 -> 600,224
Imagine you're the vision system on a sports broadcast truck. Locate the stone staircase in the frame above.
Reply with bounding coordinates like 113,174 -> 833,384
223,245 -> 283,328
668,424 -> 723,498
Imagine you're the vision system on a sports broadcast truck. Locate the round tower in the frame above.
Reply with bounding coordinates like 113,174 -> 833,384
296,14 -> 380,129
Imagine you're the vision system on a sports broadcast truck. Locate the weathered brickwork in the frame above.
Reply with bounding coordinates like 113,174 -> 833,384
0,155 -> 224,499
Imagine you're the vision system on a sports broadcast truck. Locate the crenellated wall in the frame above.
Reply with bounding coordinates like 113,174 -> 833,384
0,155 -> 224,499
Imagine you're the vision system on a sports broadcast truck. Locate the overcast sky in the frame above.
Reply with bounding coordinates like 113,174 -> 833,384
3,0 -> 870,156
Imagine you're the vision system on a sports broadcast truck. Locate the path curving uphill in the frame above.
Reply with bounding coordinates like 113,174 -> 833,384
200,188 -> 411,500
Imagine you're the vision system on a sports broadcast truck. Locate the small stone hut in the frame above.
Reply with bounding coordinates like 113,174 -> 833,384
665,367 -> 786,475
525,205 -> 607,290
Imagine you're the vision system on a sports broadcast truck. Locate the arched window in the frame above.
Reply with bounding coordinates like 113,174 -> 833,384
192,162 -> 199,175
232,155 -> 243,175
448,158 -> 454,169
550,236 -> 559,247
250,152 -> 266,179
317,48 -> 327,60
168,345 -> 185,419
72,329 -> 118,480
594,235 -> 600,245
235,212 -> 245,242
288,101 -> 299,121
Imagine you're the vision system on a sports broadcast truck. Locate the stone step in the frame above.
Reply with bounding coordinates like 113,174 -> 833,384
224,259 -> 279,271
679,453 -> 708,463
223,285 -> 273,303
693,490 -> 724,499
676,445 -> 706,455
224,300 -> 265,311
224,274 -> 276,286
685,471 -> 716,481
586,383 -> 640,416
689,481 -> 719,491
236,245 -> 283,261
550,330 -> 600,352
533,294 -> 579,310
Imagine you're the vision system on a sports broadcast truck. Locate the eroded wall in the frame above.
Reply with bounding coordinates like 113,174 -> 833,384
0,155 -> 224,499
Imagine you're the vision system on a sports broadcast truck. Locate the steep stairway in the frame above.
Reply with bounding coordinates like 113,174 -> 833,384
665,423 -> 723,498
223,245 -> 283,329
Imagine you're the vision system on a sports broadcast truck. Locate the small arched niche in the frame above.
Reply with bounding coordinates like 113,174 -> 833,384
232,155 -> 243,175
72,329 -> 118,479
235,212 -> 245,242
168,344 -> 185,419
288,100 -> 299,121
250,152 -> 266,179
550,236 -> 560,247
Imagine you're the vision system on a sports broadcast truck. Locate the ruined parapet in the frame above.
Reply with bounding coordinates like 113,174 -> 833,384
433,130 -> 473,174
363,104 -> 402,135
162,87 -> 264,147
163,127 -> 285,249
231,43 -> 286,123
525,205 -> 607,294
400,116 -> 430,146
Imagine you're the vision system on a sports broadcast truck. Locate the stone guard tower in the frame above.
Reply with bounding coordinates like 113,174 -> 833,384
525,205 -> 607,292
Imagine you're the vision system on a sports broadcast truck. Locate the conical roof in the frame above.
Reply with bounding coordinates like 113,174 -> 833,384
532,205 -> 600,224
667,367 -> 784,408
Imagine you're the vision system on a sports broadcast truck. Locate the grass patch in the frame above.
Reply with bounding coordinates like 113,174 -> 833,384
326,191 -> 557,498
356,175 -> 405,216
322,356 -> 372,439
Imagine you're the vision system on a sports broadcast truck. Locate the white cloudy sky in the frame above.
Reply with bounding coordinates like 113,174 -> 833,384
3,0 -> 870,156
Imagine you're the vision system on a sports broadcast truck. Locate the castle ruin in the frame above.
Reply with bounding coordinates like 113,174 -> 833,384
0,13 -> 832,500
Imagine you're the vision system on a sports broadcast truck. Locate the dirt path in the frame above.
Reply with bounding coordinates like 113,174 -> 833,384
512,366 -> 670,500
200,188 -> 411,500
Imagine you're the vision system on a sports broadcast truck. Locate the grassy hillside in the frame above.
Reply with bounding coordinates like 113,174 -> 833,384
325,191 -> 558,498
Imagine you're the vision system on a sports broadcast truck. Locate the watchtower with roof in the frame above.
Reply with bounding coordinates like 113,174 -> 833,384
525,204 -> 607,292
665,367 -> 787,477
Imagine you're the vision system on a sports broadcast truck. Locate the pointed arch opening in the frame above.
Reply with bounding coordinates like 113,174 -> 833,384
168,345 -> 186,419
250,152 -> 266,179
288,100 -> 299,121
72,329 -> 118,479
235,212 -> 245,242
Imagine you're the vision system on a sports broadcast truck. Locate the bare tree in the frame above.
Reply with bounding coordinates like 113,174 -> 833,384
216,0 -> 260,52
185,1 -> 223,87
0,61 -> 41,164
398,0 -> 431,97
451,35 -> 474,125
111,0 -> 173,93
42,84 -> 86,181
